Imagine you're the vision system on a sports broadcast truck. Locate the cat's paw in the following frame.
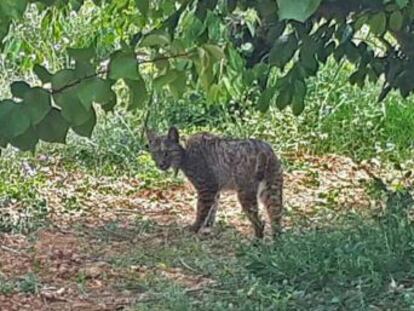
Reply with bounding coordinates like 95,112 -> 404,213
186,224 -> 200,233
198,227 -> 213,235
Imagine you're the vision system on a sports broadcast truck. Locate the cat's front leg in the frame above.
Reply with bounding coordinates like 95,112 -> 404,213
203,192 -> 219,228
189,189 -> 219,233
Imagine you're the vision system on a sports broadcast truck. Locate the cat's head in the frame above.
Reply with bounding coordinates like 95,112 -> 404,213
146,126 -> 184,171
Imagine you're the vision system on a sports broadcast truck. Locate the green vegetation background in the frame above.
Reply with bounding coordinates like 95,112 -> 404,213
1,4 -> 414,310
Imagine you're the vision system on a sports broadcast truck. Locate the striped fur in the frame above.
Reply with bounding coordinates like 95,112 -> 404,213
146,127 -> 283,238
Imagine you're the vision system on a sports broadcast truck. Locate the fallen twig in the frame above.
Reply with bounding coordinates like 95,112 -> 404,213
178,257 -> 207,276
0,245 -> 30,258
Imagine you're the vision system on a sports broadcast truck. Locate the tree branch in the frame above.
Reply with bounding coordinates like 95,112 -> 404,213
50,50 -> 195,96
51,70 -> 105,95
315,1 -> 383,19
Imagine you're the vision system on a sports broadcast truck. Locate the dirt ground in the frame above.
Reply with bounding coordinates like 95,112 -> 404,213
0,154 -> 404,310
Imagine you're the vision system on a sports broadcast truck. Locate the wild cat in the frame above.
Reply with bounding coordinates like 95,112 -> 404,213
146,127 -> 283,238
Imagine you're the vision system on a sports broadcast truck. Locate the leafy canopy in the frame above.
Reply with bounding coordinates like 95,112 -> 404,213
1,0 -> 414,151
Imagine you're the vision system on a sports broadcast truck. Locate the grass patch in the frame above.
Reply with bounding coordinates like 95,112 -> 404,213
0,154 -> 50,233
243,211 -> 414,310
0,277 -> 15,295
0,273 -> 42,296
96,205 -> 412,310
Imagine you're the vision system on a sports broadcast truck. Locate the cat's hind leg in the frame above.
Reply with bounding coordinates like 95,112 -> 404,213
259,166 -> 283,238
237,190 -> 265,238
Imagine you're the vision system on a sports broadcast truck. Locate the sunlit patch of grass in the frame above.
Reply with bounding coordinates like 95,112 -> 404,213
0,153 -> 50,233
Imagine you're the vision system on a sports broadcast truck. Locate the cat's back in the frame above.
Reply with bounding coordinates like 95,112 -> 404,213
185,132 -> 275,159
185,132 -> 219,146
183,132 -> 279,189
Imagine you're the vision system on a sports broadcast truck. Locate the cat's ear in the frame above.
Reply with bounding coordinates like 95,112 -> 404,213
167,126 -> 179,143
145,128 -> 156,143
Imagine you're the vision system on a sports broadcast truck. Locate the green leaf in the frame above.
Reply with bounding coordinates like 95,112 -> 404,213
11,81 -> 30,98
252,63 -> 270,82
198,65 -> 215,91
74,60 -> 95,79
53,92 -> 91,126
276,87 -> 292,110
389,10 -> 403,31
153,70 -> 178,90
0,100 -> 28,139
228,47 -> 244,70
33,64 -> 53,84
256,0 -> 277,19
67,46 -> 95,63
69,0 -> 83,11
135,0 -> 149,17
183,15 -> 206,42
291,80 -> 307,115
125,78 -> 148,110
396,0 -> 409,9
2,103 -> 31,138
227,0 -> 237,12
206,83 -> 220,103
300,46 -> 319,76
0,135 -> 7,148
0,99 -> 15,123
378,85 -> 392,102
52,69 -> 77,91
206,13 -> 221,41
9,127 -> 38,152
35,108 -> 69,143
195,0 -> 218,21
169,71 -> 187,99
23,87 -> 51,125
317,41 -> 335,63
257,87 -> 276,112
269,34 -> 298,68
77,78 -> 113,109
394,69 -> 414,97
140,33 -> 170,47
333,44 -> 345,63
276,0 -> 322,22
101,91 -> 117,112
349,69 -> 367,88
0,0 -> 28,19
71,107 -> 96,138
153,70 -> 179,89
344,41 -> 360,63
337,24 -> 354,44
165,8 -> 183,37
368,12 -> 386,35
354,14 -> 368,31
154,57 -> 169,72
203,44 -> 225,61
108,50 -> 140,80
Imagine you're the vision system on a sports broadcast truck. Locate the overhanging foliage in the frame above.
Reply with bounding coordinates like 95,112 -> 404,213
0,0 -> 414,151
